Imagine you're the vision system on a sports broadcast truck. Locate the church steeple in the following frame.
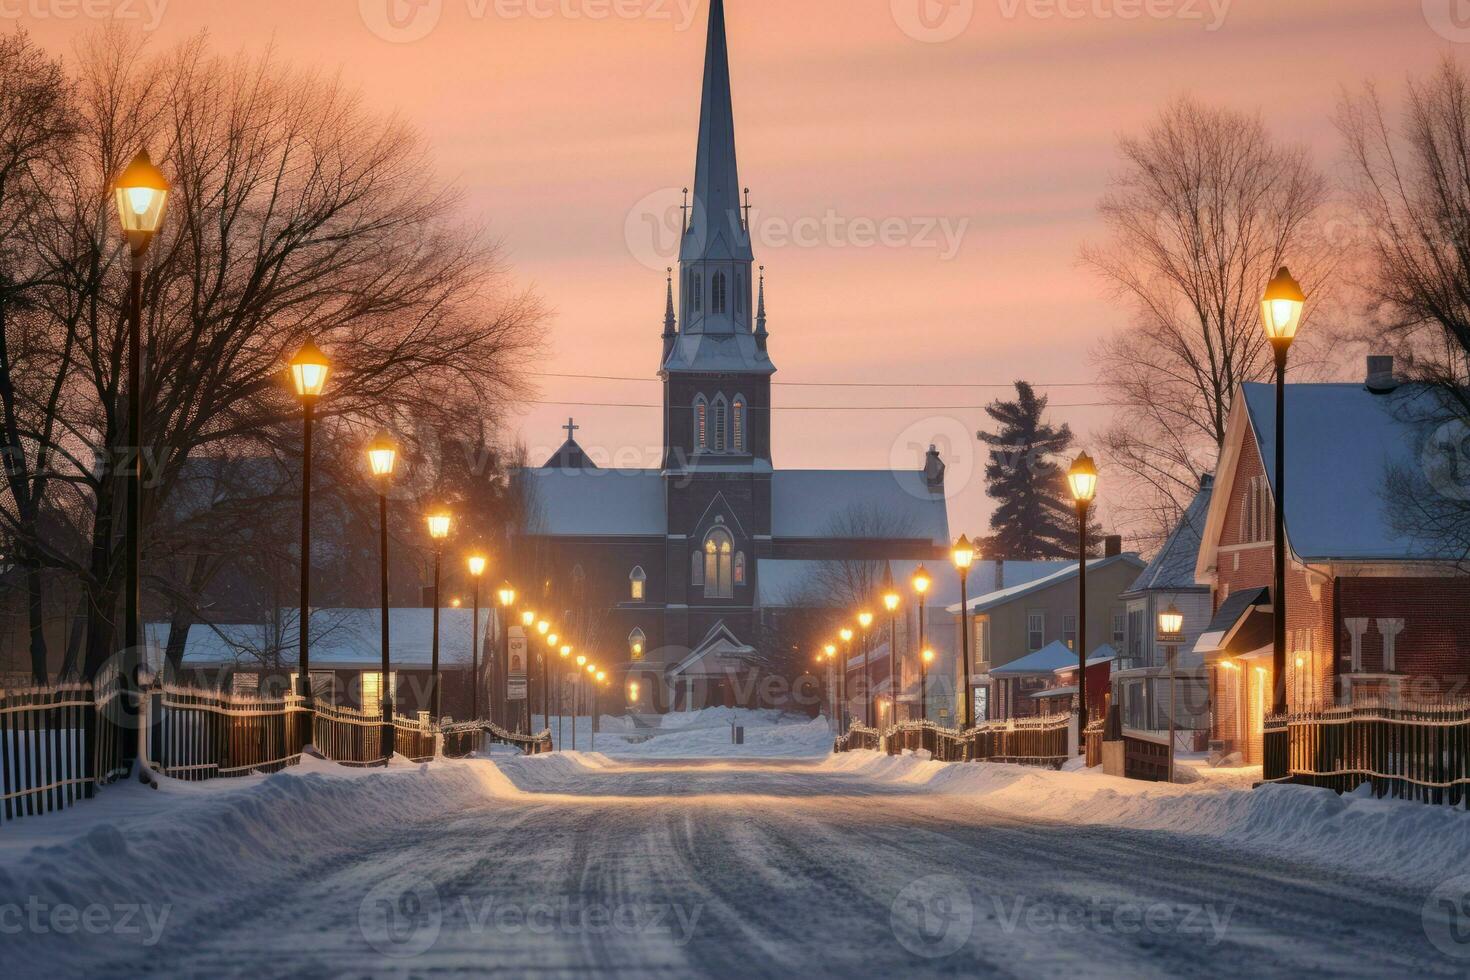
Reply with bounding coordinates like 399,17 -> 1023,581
662,266 -> 677,360
755,264 -> 768,353
682,0 -> 751,269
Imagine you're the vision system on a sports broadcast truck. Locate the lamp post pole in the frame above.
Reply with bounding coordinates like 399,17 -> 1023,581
862,626 -> 872,728
952,535 -> 975,732
911,566 -> 931,724
289,342 -> 330,719
1261,267 -> 1305,718
1068,454 -> 1098,731
883,576 -> 900,734
112,151 -> 169,772
471,572 -> 481,722
368,433 -> 397,764
426,512 -> 451,723
921,649 -> 932,721
839,629 -> 854,733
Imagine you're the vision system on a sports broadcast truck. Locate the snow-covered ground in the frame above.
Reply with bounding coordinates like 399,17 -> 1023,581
1,728 -> 1467,976
534,707 -> 834,759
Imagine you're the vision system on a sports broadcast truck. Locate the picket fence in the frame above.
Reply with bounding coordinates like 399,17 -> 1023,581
835,714 -> 1074,769
0,679 -> 553,828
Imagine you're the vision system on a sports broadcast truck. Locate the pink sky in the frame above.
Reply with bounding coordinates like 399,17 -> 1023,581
19,0 -> 1463,539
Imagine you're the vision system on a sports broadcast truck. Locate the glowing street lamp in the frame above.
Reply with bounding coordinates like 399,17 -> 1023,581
839,628 -> 855,732
521,610 -> 536,628
857,612 -> 875,728
557,643 -> 573,749
287,341 -> 332,710
466,554 -> 488,722
426,509 -> 452,721
1262,266 -> 1305,721
921,648 -> 936,721
882,567 -> 901,733
537,620 -> 550,637
952,534 -> 978,731
1068,453 -> 1098,728
113,152 -> 171,745
912,564 -> 932,723
1158,603 -> 1187,784
495,585 -> 515,729
366,431 -> 398,763
823,643 -> 837,729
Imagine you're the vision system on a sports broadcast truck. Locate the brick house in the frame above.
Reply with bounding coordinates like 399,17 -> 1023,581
1194,358 -> 1470,764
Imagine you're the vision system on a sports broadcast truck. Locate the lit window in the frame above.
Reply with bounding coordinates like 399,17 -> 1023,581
732,398 -> 745,452
231,672 -> 260,699
360,671 -> 382,715
712,397 -> 727,452
1063,615 -> 1077,651
695,397 -> 708,450
629,628 -> 646,661
703,529 -> 734,599
630,566 -> 647,601
734,551 -> 746,586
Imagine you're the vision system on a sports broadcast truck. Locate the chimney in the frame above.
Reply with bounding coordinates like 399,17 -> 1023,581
1104,535 -> 1123,558
993,556 -> 1005,591
1366,355 -> 1399,394
923,445 -> 946,495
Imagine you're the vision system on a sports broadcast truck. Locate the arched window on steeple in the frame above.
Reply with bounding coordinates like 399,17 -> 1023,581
629,628 -> 647,661
712,272 -> 727,314
735,272 -> 744,314
692,272 -> 703,313
712,395 -> 728,452
629,566 -> 646,602
694,396 -> 709,451
732,396 -> 746,453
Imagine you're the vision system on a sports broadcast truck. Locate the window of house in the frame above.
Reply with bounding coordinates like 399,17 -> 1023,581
1112,611 -> 1126,648
361,671 -> 382,715
1128,608 -> 1146,664
734,551 -> 747,586
1062,614 -> 1077,651
973,616 -> 991,669
704,529 -> 734,599
629,628 -> 647,661
712,271 -> 727,314
630,566 -> 647,601
1027,611 -> 1044,651
732,398 -> 746,452
695,397 -> 708,450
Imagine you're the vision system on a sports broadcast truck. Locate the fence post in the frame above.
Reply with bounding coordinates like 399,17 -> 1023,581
1067,714 -> 1080,759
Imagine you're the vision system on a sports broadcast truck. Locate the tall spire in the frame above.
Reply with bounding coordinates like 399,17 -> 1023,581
681,0 -> 752,264
662,267 -> 677,360
755,264 -> 768,351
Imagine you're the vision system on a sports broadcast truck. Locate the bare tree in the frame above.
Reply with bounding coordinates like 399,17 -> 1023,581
1083,96 -> 1331,545
5,31 -> 543,681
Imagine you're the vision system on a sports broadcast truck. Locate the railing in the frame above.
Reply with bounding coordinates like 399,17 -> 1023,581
0,683 -> 97,825
442,720 -> 552,759
840,715 -> 1073,769
1084,719 -> 1105,768
150,685 -> 309,781
1264,717 -> 1289,782
1274,699 -> 1470,808
1121,728 -> 1171,782
833,725 -> 880,753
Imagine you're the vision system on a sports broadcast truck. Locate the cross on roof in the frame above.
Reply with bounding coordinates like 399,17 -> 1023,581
563,418 -> 580,441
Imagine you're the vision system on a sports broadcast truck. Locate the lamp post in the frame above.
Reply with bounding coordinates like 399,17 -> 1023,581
857,611 -> 874,728
1158,604 -> 1185,784
367,432 -> 398,763
839,627 -> 854,732
518,610 -> 535,734
921,648 -> 935,722
575,654 -> 587,749
467,555 -> 488,723
593,670 -> 606,752
559,644 -> 572,749
911,565 -> 931,722
289,342 -> 331,711
951,535 -> 976,731
1068,454 -> 1098,727
544,631 -> 558,735
496,585 -> 516,728
883,573 -> 900,733
823,644 -> 837,731
111,151 -> 169,759
426,510 -> 452,722
1262,266 -> 1305,716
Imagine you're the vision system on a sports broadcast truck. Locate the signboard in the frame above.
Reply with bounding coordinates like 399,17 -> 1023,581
507,627 -> 528,702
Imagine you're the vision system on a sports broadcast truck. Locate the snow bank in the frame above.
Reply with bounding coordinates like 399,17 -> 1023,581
590,710 -> 833,759
823,751 -> 1470,887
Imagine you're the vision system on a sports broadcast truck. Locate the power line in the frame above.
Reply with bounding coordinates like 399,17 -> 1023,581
530,371 -> 1098,389
529,399 -> 1110,412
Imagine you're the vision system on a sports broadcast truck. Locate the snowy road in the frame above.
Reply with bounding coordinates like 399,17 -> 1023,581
46,755 -> 1457,978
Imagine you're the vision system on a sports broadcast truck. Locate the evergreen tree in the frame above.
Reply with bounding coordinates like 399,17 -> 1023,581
977,382 -> 1101,559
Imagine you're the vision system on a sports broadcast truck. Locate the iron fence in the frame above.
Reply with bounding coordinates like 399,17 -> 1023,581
150,685 -> 309,781
837,715 -> 1073,769
1272,699 -> 1470,808
0,683 -> 97,825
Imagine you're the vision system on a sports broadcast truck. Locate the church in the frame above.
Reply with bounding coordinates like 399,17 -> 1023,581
512,0 -> 952,713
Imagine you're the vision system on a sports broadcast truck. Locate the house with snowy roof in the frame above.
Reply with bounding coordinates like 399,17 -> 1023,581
1110,477 -> 1214,744
510,1 -> 951,714
1195,357 -> 1470,765
947,546 -> 1145,721
146,608 -> 488,721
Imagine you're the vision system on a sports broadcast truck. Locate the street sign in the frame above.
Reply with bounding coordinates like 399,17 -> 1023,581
508,628 -> 528,701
